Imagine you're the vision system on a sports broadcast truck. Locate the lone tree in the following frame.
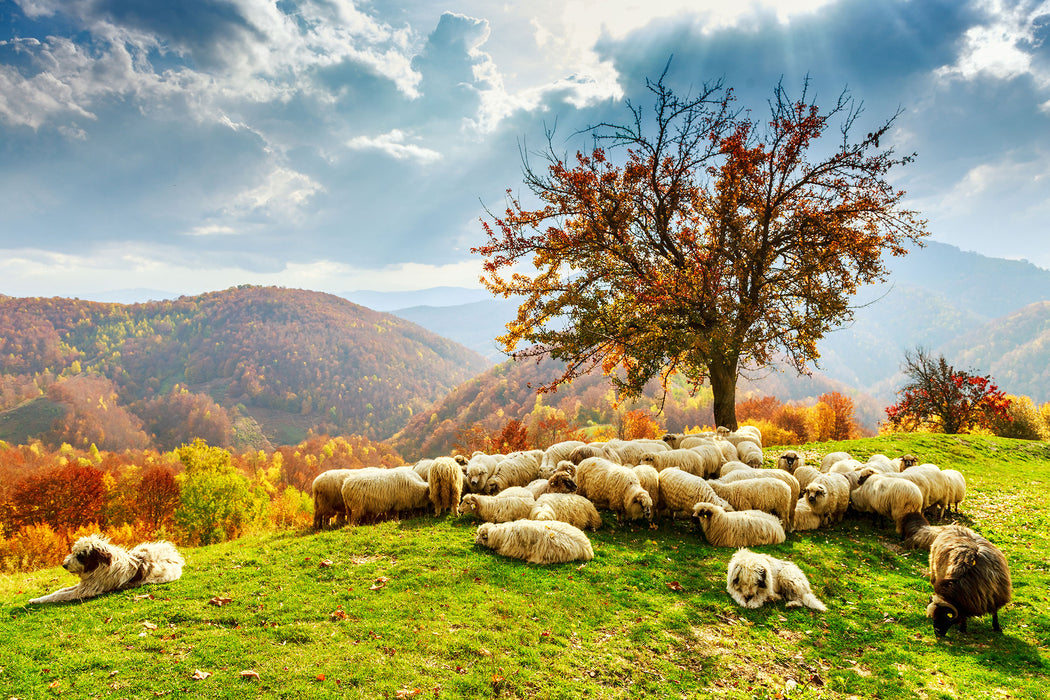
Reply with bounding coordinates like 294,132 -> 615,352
885,348 -> 1011,434
473,69 -> 928,429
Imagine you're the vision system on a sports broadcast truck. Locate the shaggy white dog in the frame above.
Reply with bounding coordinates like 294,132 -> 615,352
28,534 -> 185,604
726,548 -> 826,612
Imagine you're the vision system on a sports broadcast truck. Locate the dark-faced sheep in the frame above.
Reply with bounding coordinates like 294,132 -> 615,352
927,525 -> 1012,637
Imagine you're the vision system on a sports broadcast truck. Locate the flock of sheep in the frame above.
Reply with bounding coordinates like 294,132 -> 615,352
312,426 -> 1012,638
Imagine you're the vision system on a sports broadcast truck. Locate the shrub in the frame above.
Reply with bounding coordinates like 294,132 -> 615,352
174,440 -> 266,546
989,395 -> 1047,441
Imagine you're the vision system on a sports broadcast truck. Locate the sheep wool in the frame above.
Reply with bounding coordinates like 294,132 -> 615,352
475,520 -> 594,565
692,503 -> 786,548
735,440 -> 765,468
708,477 -> 794,531
639,448 -> 711,477
850,472 -> 923,535
942,469 -> 966,514
529,493 -> 603,531
340,467 -> 430,526
793,466 -> 821,492
820,451 -> 853,472
486,451 -> 543,495
465,453 -> 502,493
311,468 -> 355,530
726,548 -> 827,612
576,457 -> 653,521
459,494 -> 536,523
801,472 -> 851,526
927,525 -> 1012,637
540,441 -> 587,477
657,467 -> 734,517
631,464 -> 661,512
777,450 -> 804,474
427,457 -> 464,516
792,499 -> 822,531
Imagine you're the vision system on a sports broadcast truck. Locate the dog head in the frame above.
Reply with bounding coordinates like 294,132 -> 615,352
64,535 -> 113,576
727,550 -> 773,607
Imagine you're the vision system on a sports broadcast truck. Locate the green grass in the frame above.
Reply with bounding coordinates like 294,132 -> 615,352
3,434 -> 1048,699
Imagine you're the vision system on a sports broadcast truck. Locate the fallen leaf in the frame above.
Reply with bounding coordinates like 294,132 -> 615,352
133,593 -> 154,601
191,669 -> 211,681
395,689 -> 421,699
48,681 -> 60,689
319,560 -> 333,568
540,630 -> 551,637
239,670 -> 260,679
208,597 -> 233,607
455,666 -> 467,675
331,610 -> 348,621
478,648 -> 492,657
667,581 -> 684,592
490,674 -> 504,686
142,621 -> 158,630
316,674 -> 326,681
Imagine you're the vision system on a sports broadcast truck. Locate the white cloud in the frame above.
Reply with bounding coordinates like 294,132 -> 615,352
935,0 -> 1050,88
226,167 -> 325,219
346,129 -> 442,163
186,224 -> 240,237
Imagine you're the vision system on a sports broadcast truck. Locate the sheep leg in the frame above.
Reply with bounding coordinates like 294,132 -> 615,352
959,616 -> 968,633
992,610 -> 1002,633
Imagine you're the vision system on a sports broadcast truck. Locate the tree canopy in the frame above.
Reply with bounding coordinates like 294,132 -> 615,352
474,70 -> 929,428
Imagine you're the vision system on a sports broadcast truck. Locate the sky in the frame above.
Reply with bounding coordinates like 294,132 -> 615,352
1,0 -> 1049,301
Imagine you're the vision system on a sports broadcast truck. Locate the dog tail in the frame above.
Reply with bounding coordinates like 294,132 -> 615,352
800,592 -> 827,612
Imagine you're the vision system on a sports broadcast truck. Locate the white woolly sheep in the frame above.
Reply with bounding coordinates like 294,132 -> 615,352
639,448 -> 711,477
735,439 -> 765,468
540,441 -> 586,477
716,467 -> 801,503
631,464 -> 661,512
691,503 -> 785,547
576,457 -> 653,522
524,470 -> 579,498
793,499 -> 822,531
312,468 -> 355,530
777,450 -> 804,474
829,458 -> 865,475
708,477 -> 794,531
865,454 -> 896,472
793,466 -> 821,492
801,472 -> 851,526
656,467 -> 733,517
726,548 -> 826,612
713,439 -> 739,463
529,493 -> 603,531
465,452 -> 502,493
906,463 -> 951,518
459,493 -> 536,523
927,525 -> 1012,637
719,425 -> 763,448
690,443 -> 727,476
475,520 -> 594,565
942,468 -> 966,513
428,456 -> 464,516
850,471 -> 924,534
820,451 -> 853,472
604,439 -> 669,467
341,467 -> 430,526
486,451 -> 543,495
718,460 -> 753,477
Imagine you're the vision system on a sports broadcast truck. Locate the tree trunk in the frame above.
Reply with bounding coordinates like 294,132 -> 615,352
709,357 -> 738,431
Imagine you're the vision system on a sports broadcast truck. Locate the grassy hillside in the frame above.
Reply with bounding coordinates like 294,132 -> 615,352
4,434 -> 1048,699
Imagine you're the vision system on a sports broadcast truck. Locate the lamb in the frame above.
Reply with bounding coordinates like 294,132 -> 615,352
486,451 -> 543,495
820,451 -> 853,472
529,493 -> 603,531
638,448 -> 712,477
540,441 -> 586,477
427,456 -> 464,516
777,450 -> 804,474
792,466 -> 821,492
691,503 -> 785,547
475,520 -> 594,565
850,471 -> 924,534
726,548 -> 826,611
631,464 -> 661,513
465,452 -> 502,493
576,457 -> 653,522
340,467 -> 430,526
735,439 -> 765,468
459,493 -> 536,523
657,467 -> 734,517
708,477 -> 794,531
311,468 -> 354,529
801,472 -> 851,525
927,525 -> 1012,637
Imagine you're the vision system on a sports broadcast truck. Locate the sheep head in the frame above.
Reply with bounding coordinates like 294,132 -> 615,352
856,468 -> 880,485
900,454 -> 919,470
927,594 -> 961,637
806,484 -> 827,505
475,524 -> 492,546
691,503 -> 718,523
778,452 -> 799,472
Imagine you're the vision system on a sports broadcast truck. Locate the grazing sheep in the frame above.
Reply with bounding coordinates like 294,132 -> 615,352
802,472 -> 851,526
690,443 -> 727,476
459,493 -> 536,523
486,451 -> 543,495
465,453 -> 502,493
793,466 -> 821,492
942,469 -> 966,514
927,525 -> 1012,637
341,467 -> 430,526
639,448 -> 711,477
908,463 -> 951,518
530,493 -> 603,531
576,457 -> 653,522
657,467 -> 734,517
475,520 -> 594,564
428,456 -> 464,516
691,503 -> 786,547
632,464 -> 661,512
726,548 -> 826,612
820,451 -> 853,472
850,471 -> 924,534
311,469 -> 355,530
708,478 -> 794,531
777,451 -> 804,474
735,439 -> 765,468
713,439 -> 739,463
540,441 -> 586,477
793,499 -> 822,531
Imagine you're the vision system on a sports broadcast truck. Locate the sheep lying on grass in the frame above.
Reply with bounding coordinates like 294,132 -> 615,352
691,503 -> 786,547
459,494 -> 535,523
475,520 -> 594,564
465,452 -> 502,493
524,470 -> 578,498
726,548 -> 826,612
927,525 -> 1012,637
529,493 -> 603,531
341,468 -> 430,526
708,477 -> 794,531
486,451 -> 543,495
792,499 -> 822,531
